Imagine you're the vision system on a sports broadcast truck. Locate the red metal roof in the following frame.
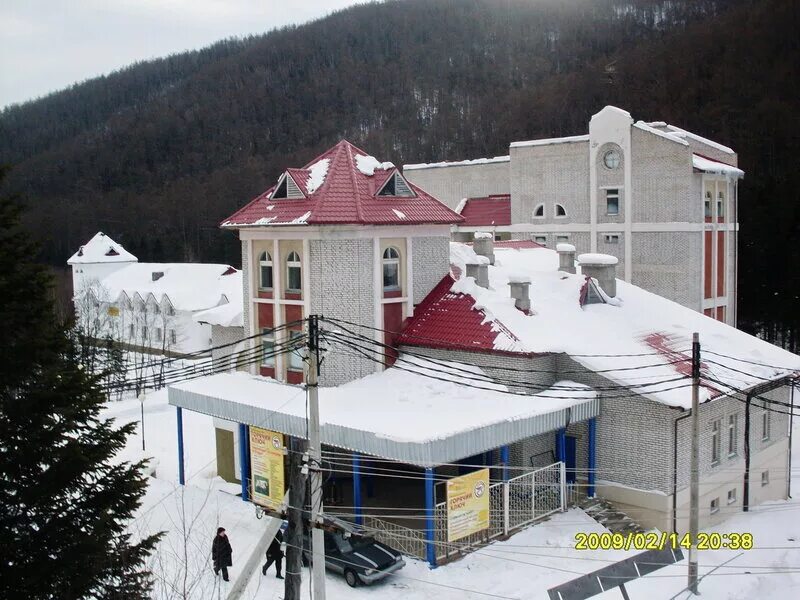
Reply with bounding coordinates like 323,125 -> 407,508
222,140 -> 463,227
458,195 -> 511,226
397,274 -> 525,355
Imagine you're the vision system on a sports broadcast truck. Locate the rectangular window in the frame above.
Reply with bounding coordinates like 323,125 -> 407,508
261,330 -> 275,367
129,324 -> 134,338
287,265 -> 302,291
260,265 -> 273,289
534,235 -> 547,245
704,192 -> 712,218
606,189 -> 620,215
717,192 -> 725,219
556,235 -> 570,243
711,419 -> 721,465
710,498 -> 719,514
727,414 -> 738,457
762,411 -> 770,441
762,470 -> 769,486
288,330 -> 304,370
156,327 -> 162,341
170,329 -> 177,345
604,234 -> 620,244
727,488 -> 737,504
142,325 -> 148,339
383,263 -> 400,291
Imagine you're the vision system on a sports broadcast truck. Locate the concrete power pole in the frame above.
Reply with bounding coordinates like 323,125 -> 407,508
688,331 -> 700,594
307,315 -> 327,600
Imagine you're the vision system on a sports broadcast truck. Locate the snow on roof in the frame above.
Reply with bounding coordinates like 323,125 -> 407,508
67,232 -> 138,265
633,121 -> 689,146
578,253 -> 618,266
665,125 -> 735,155
222,140 -> 462,227
401,243 -> 800,409
510,134 -> 589,149
692,154 -> 744,178
403,156 -> 510,170
193,301 -> 243,328
100,263 -> 242,313
556,243 -> 576,253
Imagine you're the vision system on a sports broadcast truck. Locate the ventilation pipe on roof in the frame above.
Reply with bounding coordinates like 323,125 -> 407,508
508,275 -> 531,313
578,253 -> 618,297
151,271 -> 165,282
473,231 -> 495,265
466,257 -> 490,289
557,243 -> 577,274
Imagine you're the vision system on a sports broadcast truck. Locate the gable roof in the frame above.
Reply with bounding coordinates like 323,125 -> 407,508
222,140 -> 463,228
67,232 -> 138,265
457,195 -> 512,227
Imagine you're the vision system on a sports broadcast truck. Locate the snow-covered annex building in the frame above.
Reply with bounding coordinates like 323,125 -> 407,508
167,140 -> 798,565
68,232 -> 242,355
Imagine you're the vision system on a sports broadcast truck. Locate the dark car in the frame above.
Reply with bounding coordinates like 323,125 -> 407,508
302,518 -> 405,587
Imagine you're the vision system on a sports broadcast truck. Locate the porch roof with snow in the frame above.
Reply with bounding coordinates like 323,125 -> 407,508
168,358 -> 598,467
221,140 -> 463,228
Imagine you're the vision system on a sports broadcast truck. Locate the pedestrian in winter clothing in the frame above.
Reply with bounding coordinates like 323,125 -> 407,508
262,529 -> 284,579
212,527 -> 233,581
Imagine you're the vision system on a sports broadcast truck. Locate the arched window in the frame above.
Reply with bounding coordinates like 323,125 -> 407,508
555,203 -> 567,218
382,247 -> 401,291
533,203 -> 545,218
259,251 -> 273,289
286,251 -> 302,292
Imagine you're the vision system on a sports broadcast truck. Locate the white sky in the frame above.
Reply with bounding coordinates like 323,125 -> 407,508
0,0 -> 367,108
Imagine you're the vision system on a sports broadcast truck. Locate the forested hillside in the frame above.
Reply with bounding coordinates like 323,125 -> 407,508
1,0 -> 798,348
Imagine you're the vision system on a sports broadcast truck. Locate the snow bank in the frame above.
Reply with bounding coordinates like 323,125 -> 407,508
355,153 -> 394,176
556,243 -> 576,252
403,156 -> 509,170
473,231 -> 493,239
577,253 -> 619,266
305,158 -> 330,194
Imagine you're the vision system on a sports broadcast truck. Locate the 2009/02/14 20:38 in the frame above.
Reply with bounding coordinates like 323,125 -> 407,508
574,531 -> 754,551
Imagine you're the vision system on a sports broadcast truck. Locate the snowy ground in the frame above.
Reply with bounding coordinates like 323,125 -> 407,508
103,389 -> 800,599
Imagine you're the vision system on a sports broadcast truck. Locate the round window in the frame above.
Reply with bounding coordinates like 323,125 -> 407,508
603,150 -> 621,169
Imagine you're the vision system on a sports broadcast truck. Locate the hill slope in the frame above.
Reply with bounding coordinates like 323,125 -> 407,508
1,0 -> 798,347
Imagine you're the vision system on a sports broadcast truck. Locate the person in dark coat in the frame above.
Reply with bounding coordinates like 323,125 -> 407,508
261,529 -> 284,579
212,527 -> 233,582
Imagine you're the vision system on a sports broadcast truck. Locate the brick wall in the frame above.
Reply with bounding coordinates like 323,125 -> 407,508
403,161 -> 511,210
631,231 -> 703,311
411,236 -> 451,305
210,324 -> 246,371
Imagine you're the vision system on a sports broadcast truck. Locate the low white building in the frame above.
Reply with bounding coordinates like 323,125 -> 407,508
68,232 -> 242,355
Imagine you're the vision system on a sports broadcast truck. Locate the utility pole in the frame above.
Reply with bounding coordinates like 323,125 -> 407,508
307,315 -> 327,600
285,436 -> 307,600
139,392 -> 146,452
688,332 -> 700,594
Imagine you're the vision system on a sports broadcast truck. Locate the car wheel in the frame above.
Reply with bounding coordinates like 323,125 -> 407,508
344,569 -> 360,588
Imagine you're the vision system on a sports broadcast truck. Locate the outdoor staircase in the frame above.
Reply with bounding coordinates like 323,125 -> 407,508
579,496 -> 646,534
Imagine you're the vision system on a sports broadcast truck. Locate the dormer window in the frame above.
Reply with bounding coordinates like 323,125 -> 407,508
382,247 -> 401,291
286,251 -> 302,292
272,173 -> 305,199
377,172 -> 415,197
259,251 -> 273,290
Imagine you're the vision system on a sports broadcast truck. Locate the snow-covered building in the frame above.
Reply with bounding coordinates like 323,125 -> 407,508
168,140 -> 797,566
404,106 -> 744,326
68,232 -> 242,355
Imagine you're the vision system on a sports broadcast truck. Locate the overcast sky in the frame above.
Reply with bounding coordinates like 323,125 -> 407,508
0,0 -> 366,108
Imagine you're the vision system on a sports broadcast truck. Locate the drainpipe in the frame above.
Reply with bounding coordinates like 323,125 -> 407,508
743,394 -> 752,512
789,382 -> 795,499
672,410 -> 691,534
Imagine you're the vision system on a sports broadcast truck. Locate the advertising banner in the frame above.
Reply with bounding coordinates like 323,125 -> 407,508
249,427 -> 285,509
446,468 -> 490,542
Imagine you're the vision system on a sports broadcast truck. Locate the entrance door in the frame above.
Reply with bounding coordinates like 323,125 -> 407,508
565,436 -> 577,484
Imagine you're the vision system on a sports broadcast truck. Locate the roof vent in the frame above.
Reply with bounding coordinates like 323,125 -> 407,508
577,253 -> 618,297
556,243 -> 576,274
222,266 -> 237,276
466,257 -> 490,289
473,231 -> 495,265
151,271 -> 165,282
272,173 -> 305,199
77,246 -> 84,257
105,247 -> 119,257
508,274 -> 531,313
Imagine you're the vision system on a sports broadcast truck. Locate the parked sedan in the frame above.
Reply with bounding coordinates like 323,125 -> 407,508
302,519 -> 405,587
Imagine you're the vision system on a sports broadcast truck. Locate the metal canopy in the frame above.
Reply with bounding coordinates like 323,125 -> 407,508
168,386 -> 599,468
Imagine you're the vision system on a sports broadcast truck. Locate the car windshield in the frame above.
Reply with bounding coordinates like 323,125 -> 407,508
334,533 -> 354,553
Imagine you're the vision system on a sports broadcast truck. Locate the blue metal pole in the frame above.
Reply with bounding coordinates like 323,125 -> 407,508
500,445 -> 510,482
588,418 -> 597,498
353,453 -> 363,525
424,467 -> 437,568
239,423 -> 249,502
176,407 -> 185,486
557,428 -> 566,463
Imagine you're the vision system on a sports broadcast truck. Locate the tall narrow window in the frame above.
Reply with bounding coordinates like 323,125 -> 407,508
605,189 -> 620,215
382,247 -> 401,291
286,251 -> 302,292
704,191 -> 712,218
711,419 -> 721,465
259,251 -> 273,289
762,410 -> 771,441
261,330 -> 275,367
727,414 -> 738,457
717,191 -> 726,219
289,331 -> 304,370
170,329 -> 177,345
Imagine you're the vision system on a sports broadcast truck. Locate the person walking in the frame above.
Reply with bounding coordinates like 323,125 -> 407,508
262,529 -> 284,579
212,527 -> 233,582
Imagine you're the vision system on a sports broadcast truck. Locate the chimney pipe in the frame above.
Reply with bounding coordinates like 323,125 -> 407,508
466,257 -> 490,289
473,231 -> 495,265
557,243 -> 577,274
577,253 -> 618,297
508,275 -> 532,312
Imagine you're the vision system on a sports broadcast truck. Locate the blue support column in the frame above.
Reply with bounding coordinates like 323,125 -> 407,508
500,445 -> 510,482
424,467 -> 437,568
588,418 -> 597,498
239,423 -> 250,502
556,428 -> 567,463
353,453 -> 363,525
176,407 -> 185,486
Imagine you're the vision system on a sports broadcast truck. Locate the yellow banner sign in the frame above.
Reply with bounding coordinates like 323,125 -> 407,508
107,306 -> 120,317
446,468 -> 490,542
249,427 -> 285,510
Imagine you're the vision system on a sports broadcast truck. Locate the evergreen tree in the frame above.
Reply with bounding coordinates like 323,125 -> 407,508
0,170 -> 161,598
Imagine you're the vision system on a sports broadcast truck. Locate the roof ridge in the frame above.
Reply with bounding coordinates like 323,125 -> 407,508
345,141 -> 365,223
